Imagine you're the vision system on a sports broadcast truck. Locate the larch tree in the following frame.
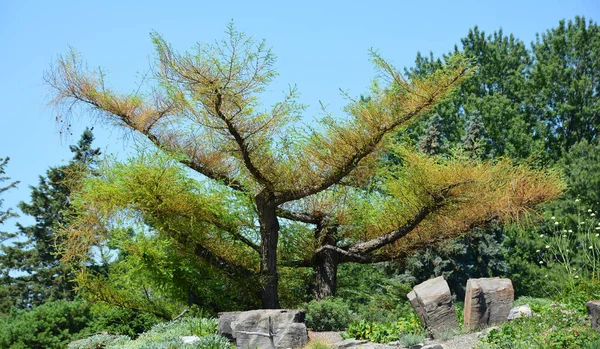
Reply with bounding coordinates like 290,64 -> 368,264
46,25 -> 472,308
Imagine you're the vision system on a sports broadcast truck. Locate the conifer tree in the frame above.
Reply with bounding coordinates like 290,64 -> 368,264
462,110 -> 488,159
418,113 -> 448,156
0,157 -> 19,312
0,129 -> 100,310
45,25 -> 470,308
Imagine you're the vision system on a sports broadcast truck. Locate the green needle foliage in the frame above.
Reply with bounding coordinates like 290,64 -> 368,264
0,129 -> 100,312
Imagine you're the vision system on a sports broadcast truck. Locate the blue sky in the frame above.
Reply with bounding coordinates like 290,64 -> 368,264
0,0 -> 598,230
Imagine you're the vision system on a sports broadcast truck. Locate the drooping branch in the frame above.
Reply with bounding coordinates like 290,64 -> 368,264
188,238 -> 255,278
348,181 -> 469,255
45,55 -> 247,193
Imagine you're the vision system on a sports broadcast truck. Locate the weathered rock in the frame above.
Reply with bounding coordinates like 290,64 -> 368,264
463,278 -> 514,332
507,304 -> 532,320
218,309 -> 308,349
181,335 -> 201,344
421,344 -> 445,349
408,344 -> 424,349
331,339 -> 368,349
330,339 -> 397,349
587,301 -> 600,331
407,290 -> 426,325
408,276 -> 459,339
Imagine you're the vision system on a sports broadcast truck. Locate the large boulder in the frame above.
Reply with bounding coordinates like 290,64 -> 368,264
407,276 -> 459,339
587,301 -> 600,331
463,278 -> 514,332
218,309 -> 308,349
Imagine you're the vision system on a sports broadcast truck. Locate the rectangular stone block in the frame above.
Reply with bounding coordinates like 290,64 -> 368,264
408,276 -> 459,339
463,277 -> 514,332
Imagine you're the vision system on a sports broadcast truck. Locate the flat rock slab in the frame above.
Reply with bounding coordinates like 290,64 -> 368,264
587,301 -> 600,331
408,276 -> 459,339
330,339 -> 397,349
218,309 -> 308,349
463,278 -> 514,332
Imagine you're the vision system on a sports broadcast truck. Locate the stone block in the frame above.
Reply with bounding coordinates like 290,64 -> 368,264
463,278 -> 514,332
587,301 -> 600,331
407,276 -> 459,339
218,309 -> 307,349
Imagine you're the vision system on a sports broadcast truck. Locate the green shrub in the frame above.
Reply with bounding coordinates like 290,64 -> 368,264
343,315 -> 423,344
0,300 -> 92,349
68,334 -> 131,348
479,300 -> 600,349
191,334 -> 234,349
304,298 -> 353,331
399,333 -> 425,346
87,302 -> 161,338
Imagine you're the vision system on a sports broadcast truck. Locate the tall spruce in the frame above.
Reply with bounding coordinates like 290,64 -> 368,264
0,158 -> 19,312
462,110 -> 488,159
418,114 -> 448,156
0,129 -> 100,311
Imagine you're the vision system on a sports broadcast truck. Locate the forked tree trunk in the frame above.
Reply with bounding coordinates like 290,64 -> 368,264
256,191 -> 281,309
313,224 -> 339,300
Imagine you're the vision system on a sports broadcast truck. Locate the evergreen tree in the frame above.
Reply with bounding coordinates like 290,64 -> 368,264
0,129 -> 100,311
418,114 -> 448,156
530,16 -> 600,159
0,157 -> 19,312
462,110 -> 488,159
0,157 -> 19,238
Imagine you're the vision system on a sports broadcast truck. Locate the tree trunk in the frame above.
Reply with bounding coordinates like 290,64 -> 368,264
313,223 -> 339,300
256,191 -> 281,309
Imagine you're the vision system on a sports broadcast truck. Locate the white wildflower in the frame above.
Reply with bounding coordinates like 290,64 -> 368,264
546,245 -> 550,249
551,216 -> 556,220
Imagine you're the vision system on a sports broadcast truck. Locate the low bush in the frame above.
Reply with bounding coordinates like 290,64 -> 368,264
479,298 -> 600,349
0,300 -> 91,349
343,313 -> 423,344
69,317 -> 229,349
304,297 -> 353,331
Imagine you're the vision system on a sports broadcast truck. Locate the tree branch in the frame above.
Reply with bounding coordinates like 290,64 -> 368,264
276,208 -> 320,224
348,181 -> 469,255
214,91 -> 272,188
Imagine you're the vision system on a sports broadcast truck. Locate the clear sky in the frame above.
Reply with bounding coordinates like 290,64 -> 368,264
0,0 -> 598,230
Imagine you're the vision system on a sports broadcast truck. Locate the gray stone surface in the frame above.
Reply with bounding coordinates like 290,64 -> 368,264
463,278 -> 514,332
408,276 -> 459,339
422,345 -> 445,349
181,335 -> 201,344
330,339 -> 397,349
507,304 -> 532,320
587,301 -> 600,331
218,309 -> 307,349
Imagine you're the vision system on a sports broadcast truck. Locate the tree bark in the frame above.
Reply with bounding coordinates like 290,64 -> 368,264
256,191 -> 281,309
313,223 -> 339,300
